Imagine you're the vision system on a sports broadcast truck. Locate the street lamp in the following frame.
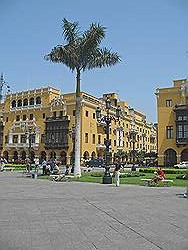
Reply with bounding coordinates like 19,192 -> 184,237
96,99 -> 121,184
129,129 -> 137,171
69,125 -> 76,173
21,122 -> 36,172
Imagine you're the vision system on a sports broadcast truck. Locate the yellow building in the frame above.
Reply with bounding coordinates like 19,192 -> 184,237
0,86 -> 157,165
156,79 -> 188,167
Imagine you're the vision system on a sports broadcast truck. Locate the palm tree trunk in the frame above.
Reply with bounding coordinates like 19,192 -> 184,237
74,69 -> 81,177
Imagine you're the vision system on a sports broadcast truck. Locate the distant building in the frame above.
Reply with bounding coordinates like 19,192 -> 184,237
0,86 -> 157,165
156,79 -> 188,167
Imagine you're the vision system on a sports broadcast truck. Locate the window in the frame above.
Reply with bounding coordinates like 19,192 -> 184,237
93,113 -> 95,119
11,100 -> 16,108
92,134 -> 95,144
29,114 -> 33,120
177,124 -> 188,139
36,96 -> 41,105
6,117 -> 8,122
13,135 -> 18,143
43,113 -> 45,119
98,135 -> 101,144
114,140 -> 116,146
16,115 -> 20,121
29,97 -> 34,105
21,135 -> 26,143
166,99 -> 172,107
86,110 -> 89,117
23,115 -> 26,121
85,133 -> 88,143
59,111 -> 63,117
166,126 -> 173,139
53,111 -> 56,118
17,99 -> 22,107
23,99 -> 28,106
73,110 -> 76,116
5,136 -> 8,143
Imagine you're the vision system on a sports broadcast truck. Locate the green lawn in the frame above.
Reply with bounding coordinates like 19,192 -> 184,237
39,171 -> 188,187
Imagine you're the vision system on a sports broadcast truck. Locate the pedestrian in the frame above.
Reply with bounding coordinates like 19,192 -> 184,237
41,159 -> 47,175
65,165 -> 69,175
26,158 -> 31,172
34,156 -> 40,174
114,162 -> 121,187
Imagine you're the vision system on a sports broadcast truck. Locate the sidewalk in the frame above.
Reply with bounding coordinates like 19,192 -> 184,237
0,171 -> 187,250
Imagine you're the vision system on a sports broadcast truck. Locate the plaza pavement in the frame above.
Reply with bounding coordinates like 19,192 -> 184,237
0,171 -> 187,250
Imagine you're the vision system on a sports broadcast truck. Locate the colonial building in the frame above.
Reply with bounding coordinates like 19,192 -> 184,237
156,79 -> 188,167
0,86 -> 157,165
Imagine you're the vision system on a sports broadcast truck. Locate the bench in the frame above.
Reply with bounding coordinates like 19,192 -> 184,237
161,179 -> 174,186
141,178 -> 173,187
50,174 -> 75,182
4,167 -> 15,171
140,179 -> 152,186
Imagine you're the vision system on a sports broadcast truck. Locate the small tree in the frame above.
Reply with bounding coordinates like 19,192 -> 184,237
45,18 -> 121,177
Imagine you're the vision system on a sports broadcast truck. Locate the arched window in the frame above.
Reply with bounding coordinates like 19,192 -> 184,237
29,97 -> 34,105
36,96 -> 41,105
83,151 -> 90,160
61,151 -> 67,165
50,151 -> 56,159
11,100 -> 16,108
13,151 -> 18,162
181,149 -> 188,162
40,151 -> 46,161
23,98 -> 28,106
164,149 -> 177,167
21,151 -> 26,161
91,151 -> 96,159
3,151 -> 9,162
17,99 -> 22,107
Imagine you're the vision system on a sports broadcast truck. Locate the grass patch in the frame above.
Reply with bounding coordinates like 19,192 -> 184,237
38,171 -> 188,187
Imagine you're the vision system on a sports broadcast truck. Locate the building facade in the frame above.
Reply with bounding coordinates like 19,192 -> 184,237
156,79 -> 188,167
0,86 -> 157,165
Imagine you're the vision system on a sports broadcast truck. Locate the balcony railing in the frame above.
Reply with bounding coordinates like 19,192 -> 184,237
5,142 -> 40,149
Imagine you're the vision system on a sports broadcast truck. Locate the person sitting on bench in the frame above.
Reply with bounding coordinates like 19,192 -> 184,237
151,167 -> 165,184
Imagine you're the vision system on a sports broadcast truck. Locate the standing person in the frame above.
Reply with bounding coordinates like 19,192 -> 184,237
34,156 -> 40,174
41,159 -> 47,175
114,162 -> 121,187
26,158 -> 31,173
65,165 -> 69,175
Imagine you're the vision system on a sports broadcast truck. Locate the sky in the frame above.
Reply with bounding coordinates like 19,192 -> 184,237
0,0 -> 187,123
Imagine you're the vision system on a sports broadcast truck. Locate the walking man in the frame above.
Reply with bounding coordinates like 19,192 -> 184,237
114,161 -> 121,187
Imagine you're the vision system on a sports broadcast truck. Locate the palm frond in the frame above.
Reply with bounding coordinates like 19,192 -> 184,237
62,18 -> 80,44
44,45 -> 78,71
86,47 -> 121,70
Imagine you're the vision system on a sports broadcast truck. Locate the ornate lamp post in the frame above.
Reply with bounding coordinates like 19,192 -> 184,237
129,128 -> 137,171
96,99 -> 121,184
69,125 -> 76,173
21,122 -> 36,172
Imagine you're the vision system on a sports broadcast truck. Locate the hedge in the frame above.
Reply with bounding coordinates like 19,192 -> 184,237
139,168 -> 187,174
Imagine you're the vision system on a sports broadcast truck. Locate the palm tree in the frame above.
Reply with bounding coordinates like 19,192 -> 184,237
45,18 -> 121,177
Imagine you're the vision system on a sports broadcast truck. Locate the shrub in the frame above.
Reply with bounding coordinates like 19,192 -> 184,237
139,168 -> 187,174
91,172 -> 103,177
120,172 -> 145,178
176,174 -> 188,180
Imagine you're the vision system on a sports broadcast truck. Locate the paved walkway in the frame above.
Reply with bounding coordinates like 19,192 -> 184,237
0,171 -> 187,250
